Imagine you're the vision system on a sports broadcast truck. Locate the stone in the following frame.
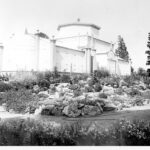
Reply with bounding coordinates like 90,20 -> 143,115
86,92 -> 100,98
62,102 -> 81,117
38,91 -> 49,98
79,80 -> 86,87
41,105 -> 54,115
33,85 -> 40,93
34,105 -> 45,115
81,105 -> 102,116
141,89 -> 150,98
49,94 -> 55,99
119,80 -> 128,87
102,86 -> 114,95
138,82 -> 146,90
103,102 -> 117,111
73,95 -> 86,102
9,109 -> 15,113
57,83 -> 69,89
38,98 -> 56,106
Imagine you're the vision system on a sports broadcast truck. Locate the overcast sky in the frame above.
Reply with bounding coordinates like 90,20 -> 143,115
0,0 -> 150,70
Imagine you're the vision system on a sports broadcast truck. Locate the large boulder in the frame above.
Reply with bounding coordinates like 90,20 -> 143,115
62,102 -> 81,117
103,100 -> 117,111
38,91 -> 49,98
81,105 -> 102,116
102,86 -> 114,95
41,104 -> 63,116
103,103 -> 117,111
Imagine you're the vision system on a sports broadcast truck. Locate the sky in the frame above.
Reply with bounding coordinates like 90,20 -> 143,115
0,0 -> 150,70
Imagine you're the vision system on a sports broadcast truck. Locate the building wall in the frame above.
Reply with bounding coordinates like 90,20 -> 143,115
57,26 -> 99,38
56,36 -> 88,50
117,60 -> 131,75
95,54 -> 108,69
0,45 -> 3,71
39,38 -> 51,71
55,46 -> 85,73
2,34 -> 37,71
94,39 -> 112,53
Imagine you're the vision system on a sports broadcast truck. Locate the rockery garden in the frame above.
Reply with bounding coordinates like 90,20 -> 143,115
0,68 -> 150,145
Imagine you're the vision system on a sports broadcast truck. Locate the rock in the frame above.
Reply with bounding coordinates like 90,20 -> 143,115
73,95 -> 86,102
41,104 -> 63,116
38,98 -> 56,106
78,103 -> 85,109
62,102 -> 81,117
33,85 -> 40,93
81,105 -> 102,116
9,109 -> 15,113
103,86 -> 114,95
132,96 -> 144,106
113,84 -> 118,88
38,91 -> 49,98
34,105 -> 45,115
55,92 -> 60,99
49,94 -> 55,99
57,83 -> 69,88
79,80 -> 86,87
86,92 -> 100,98
141,89 -> 150,98
138,82 -> 146,90
119,80 -> 128,87
103,102 -> 117,111
62,100 -> 70,106
41,105 -> 54,115
99,92 -> 108,99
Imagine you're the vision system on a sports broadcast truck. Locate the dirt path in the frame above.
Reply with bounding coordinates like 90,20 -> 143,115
1,105 -> 150,130
33,104 -> 150,129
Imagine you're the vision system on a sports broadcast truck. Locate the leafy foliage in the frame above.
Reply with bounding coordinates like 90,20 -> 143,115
94,68 -> 110,79
0,89 -> 39,113
0,82 -> 13,92
0,119 -> 150,145
115,35 -> 129,61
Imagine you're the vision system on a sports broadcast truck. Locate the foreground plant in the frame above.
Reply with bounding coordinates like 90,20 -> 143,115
0,118 -> 150,145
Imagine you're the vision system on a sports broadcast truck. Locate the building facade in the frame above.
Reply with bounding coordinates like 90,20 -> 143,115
0,22 -> 131,75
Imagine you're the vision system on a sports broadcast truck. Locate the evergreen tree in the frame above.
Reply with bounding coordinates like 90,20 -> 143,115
115,35 -> 129,61
146,33 -> 150,76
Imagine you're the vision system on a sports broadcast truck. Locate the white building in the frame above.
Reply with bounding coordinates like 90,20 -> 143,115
0,22 -> 131,75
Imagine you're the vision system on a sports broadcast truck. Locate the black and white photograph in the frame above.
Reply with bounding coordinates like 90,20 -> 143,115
0,0 -> 150,146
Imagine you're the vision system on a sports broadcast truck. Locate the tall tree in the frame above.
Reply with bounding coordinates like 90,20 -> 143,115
115,35 -> 129,61
146,33 -> 150,76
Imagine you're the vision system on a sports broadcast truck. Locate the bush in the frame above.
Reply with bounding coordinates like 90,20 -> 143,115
94,68 -> 110,79
0,82 -> 13,92
94,83 -> 102,92
128,88 -> 141,97
0,74 -> 9,81
0,89 -> 39,113
0,118 -> 150,145
38,79 -> 50,88
60,74 -> 71,83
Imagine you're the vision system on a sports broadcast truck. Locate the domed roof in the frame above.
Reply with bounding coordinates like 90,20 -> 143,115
57,22 -> 100,30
